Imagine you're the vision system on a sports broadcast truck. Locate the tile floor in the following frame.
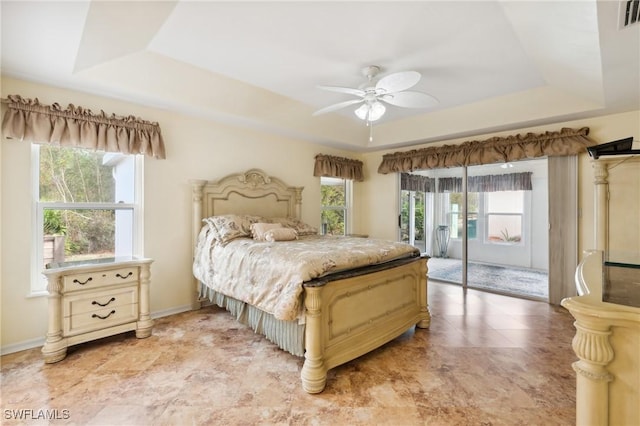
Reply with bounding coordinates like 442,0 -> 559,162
1,282 -> 577,425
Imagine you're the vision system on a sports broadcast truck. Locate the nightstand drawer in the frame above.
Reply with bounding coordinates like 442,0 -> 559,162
63,286 -> 139,317
62,267 -> 139,292
64,302 -> 139,336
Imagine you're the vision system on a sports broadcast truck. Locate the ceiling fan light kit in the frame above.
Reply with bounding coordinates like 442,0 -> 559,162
313,65 -> 439,141
355,101 -> 385,122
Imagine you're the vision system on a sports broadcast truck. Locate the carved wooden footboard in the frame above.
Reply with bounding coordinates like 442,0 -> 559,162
191,169 -> 430,394
301,255 -> 430,393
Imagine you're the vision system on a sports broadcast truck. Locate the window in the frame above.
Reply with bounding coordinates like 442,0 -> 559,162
485,191 -> 524,244
400,190 -> 427,252
320,177 -> 351,235
446,192 -> 479,239
33,145 -> 142,293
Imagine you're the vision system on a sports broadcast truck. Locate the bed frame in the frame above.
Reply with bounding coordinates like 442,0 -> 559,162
191,169 -> 430,393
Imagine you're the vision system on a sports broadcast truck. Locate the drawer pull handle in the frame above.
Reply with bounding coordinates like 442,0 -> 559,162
73,277 -> 93,285
92,297 -> 116,307
92,310 -> 116,320
116,272 -> 133,279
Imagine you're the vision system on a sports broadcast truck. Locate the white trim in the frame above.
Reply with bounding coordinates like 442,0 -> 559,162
134,155 -> 144,257
150,304 -> 193,319
31,145 -> 44,293
345,179 -> 353,235
31,147 -> 144,293
26,290 -> 49,298
39,202 -> 136,209
0,336 -> 45,356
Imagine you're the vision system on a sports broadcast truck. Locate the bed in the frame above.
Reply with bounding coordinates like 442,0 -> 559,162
191,169 -> 430,393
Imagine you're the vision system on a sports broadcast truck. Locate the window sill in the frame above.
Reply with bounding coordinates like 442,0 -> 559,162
26,290 -> 49,299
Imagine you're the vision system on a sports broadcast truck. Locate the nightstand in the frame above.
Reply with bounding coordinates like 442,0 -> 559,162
41,257 -> 153,363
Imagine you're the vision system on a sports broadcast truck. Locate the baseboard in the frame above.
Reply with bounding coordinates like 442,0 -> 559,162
150,304 -> 194,319
0,336 -> 45,356
1,304 -> 196,356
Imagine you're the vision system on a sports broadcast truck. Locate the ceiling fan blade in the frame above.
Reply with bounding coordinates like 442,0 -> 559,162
312,99 -> 364,116
375,71 -> 421,93
380,91 -> 439,108
317,85 -> 365,97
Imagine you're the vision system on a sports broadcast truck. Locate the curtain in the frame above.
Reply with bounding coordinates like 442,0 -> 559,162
1,95 -> 166,159
547,155 -> 578,305
400,173 -> 436,192
432,172 -> 533,193
378,127 -> 595,173
437,177 -> 462,193
468,172 -> 532,192
314,154 -> 364,181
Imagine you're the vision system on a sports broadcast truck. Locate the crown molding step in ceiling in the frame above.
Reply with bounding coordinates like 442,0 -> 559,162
1,1 -> 638,150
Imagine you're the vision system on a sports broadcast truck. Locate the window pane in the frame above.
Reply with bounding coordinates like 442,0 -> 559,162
448,193 -> 461,239
447,192 -> 478,239
414,191 -> 425,242
39,145 -> 135,203
487,214 -> 522,244
42,208 -> 133,267
321,209 -> 344,235
486,191 -> 523,213
400,190 -> 410,243
321,177 -> 345,207
467,212 -> 478,239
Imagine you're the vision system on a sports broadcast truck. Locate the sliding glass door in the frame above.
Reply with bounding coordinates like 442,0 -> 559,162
400,168 -> 465,287
401,159 -> 549,300
465,161 -> 548,299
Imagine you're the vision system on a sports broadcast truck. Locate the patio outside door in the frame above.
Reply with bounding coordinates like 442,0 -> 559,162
400,159 -> 549,300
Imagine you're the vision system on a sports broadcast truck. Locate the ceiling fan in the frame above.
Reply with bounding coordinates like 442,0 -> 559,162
313,65 -> 439,123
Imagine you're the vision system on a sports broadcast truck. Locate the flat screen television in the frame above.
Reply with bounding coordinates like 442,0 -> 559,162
587,137 -> 640,159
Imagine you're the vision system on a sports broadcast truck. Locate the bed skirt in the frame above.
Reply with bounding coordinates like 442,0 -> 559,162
199,283 -> 305,357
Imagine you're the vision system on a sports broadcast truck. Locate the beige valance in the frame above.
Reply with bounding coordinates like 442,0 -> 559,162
1,94 -> 166,159
378,127 -> 594,173
314,154 -> 364,181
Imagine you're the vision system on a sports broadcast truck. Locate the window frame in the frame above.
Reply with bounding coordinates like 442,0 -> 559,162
483,190 -> 525,246
446,192 -> 479,240
30,145 -> 144,296
320,177 -> 352,235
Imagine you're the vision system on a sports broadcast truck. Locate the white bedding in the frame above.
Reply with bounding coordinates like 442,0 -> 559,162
193,227 -> 419,321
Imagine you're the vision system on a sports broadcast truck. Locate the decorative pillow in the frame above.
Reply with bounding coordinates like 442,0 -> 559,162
269,217 -> 318,236
201,218 -> 221,242
251,222 -> 283,241
264,227 -> 298,242
203,214 -> 264,244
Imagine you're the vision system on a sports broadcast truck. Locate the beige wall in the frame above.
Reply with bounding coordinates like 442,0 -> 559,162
1,75 -> 638,351
0,77 -> 357,350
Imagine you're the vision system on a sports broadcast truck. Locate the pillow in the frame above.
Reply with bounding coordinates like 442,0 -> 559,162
201,218 -> 221,242
251,222 -> 284,241
264,227 -> 298,242
203,214 -> 264,244
269,217 -> 318,236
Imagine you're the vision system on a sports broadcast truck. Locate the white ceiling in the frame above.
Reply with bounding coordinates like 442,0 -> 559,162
2,1 -> 639,151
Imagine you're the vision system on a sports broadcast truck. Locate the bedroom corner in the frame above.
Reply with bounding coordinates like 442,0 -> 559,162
0,76 -> 361,354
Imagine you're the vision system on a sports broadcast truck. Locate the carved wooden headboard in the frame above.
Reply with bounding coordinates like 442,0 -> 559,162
190,169 -> 304,308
